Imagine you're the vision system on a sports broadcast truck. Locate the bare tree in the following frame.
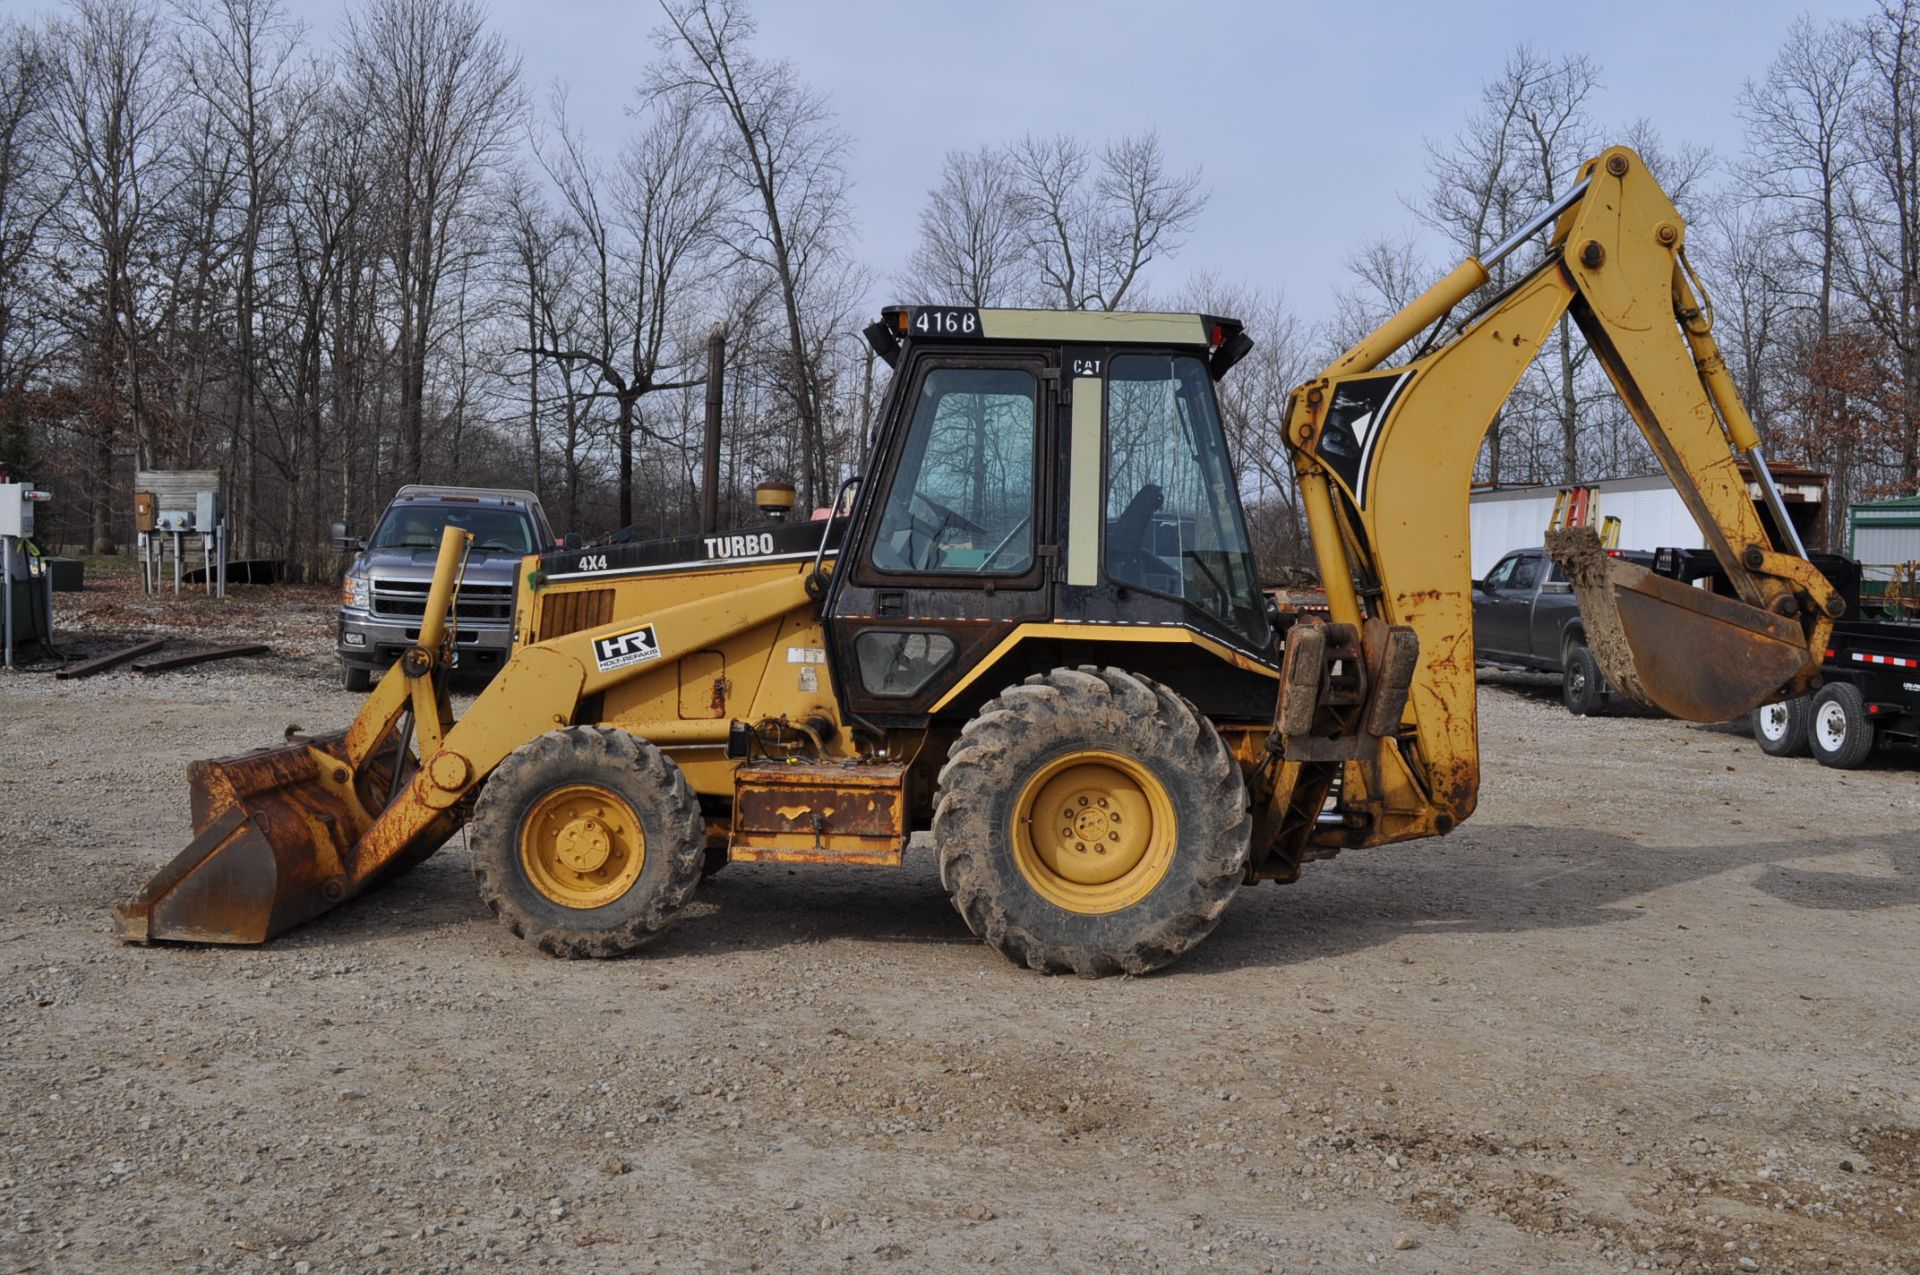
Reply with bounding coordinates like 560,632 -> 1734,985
1740,15 -> 1865,352
173,0 -> 309,551
651,0 -> 852,509
529,88 -> 723,529
0,21 -> 64,474
1422,46 -> 1600,484
1328,234 -> 1429,351
46,0 -> 181,549
343,0 -> 521,483
1006,130 -> 1204,311
1848,0 -> 1920,491
900,146 -> 1023,306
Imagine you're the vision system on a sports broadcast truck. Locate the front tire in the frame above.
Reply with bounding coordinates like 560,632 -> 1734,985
1751,696 -> 1810,757
1563,642 -> 1602,716
1809,683 -> 1875,770
341,662 -> 372,693
933,666 -> 1249,978
469,726 -> 704,957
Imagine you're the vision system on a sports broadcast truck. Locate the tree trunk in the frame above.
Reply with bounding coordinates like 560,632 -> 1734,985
1557,316 -> 1578,482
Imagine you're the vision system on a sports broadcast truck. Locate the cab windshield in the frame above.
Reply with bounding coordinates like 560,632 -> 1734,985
369,505 -> 535,555
1105,354 -> 1268,647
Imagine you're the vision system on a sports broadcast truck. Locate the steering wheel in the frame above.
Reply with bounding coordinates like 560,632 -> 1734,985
975,514 -> 1032,572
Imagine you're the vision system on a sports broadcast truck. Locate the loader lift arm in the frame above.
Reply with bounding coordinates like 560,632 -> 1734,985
1257,146 -> 1838,878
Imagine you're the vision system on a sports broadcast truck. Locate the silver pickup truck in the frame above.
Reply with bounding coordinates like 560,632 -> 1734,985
333,485 -> 557,691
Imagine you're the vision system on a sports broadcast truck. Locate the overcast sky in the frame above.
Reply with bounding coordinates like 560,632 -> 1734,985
31,0 -> 1830,325
459,0 -> 1822,319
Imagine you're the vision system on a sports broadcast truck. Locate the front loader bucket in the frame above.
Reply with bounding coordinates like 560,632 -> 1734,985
1549,528 -> 1815,723
116,729 -> 412,945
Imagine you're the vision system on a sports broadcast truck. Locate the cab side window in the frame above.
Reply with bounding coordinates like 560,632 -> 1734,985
1508,556 -> 1543,591
871,367 -> 1037,575
1483,556 -> 1519,589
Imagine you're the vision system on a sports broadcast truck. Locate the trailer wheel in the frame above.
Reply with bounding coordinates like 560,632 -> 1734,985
1751,696 -> 1810,757
470,726 -> 704,958
1809,683 -> 1875,770
1562,641 -> 1603,716
933,666 -> 1249,978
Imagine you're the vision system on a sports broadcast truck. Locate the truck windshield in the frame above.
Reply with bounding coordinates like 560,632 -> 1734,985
368,506 -> 535,555
1105,354 -> 1269,648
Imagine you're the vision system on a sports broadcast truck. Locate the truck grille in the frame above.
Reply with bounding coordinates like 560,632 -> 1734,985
370,578 -> 516,625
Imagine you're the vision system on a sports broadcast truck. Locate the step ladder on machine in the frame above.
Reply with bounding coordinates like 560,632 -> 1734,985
1548,486 -> 1620,548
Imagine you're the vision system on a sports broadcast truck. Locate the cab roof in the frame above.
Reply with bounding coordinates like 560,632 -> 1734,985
868,305 -> 1250,376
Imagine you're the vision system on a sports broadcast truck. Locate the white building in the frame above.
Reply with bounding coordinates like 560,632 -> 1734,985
1466,465 -> 1829,578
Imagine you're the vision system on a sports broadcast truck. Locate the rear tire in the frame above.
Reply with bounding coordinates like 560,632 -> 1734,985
342,662 -> 372,693
1809,683 -> 1875,770
1562,642 -> 1602,716
1751,696 -> 1810,757
933,666 -> 1249,978
469,726 -> 704,958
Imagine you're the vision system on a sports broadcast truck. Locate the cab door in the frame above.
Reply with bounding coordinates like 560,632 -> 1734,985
826,350 -> 1056,723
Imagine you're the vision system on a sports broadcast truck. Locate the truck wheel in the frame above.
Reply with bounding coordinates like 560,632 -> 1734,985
342,663 -> 372,693
1562,642 -> 1602,716
933,666 -> 1250,978
469,726 -> 704,958
1751,696 -> 1810,757
1809,683 -> 1875,770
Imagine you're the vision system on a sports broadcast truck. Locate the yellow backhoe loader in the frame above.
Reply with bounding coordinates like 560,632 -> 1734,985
118,146 -> 1840,975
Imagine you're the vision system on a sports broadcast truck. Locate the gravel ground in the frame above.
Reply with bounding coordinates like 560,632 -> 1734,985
2,585 -> 1918,1274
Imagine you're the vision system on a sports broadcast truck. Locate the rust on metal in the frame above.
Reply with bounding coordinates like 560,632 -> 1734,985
57,638 -> 165,680
677,650 -> 728,720
1551,526 -> 1815,722
537,587 -> 614,642
729,762 -> 906,865
116,724 -> 441,946
133,644 -> 270,673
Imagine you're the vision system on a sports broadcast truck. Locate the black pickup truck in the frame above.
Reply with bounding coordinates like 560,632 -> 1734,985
1472,545 -> 1645,714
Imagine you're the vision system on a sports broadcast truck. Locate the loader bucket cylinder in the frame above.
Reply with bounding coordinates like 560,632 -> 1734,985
1548,528 -> 1815,723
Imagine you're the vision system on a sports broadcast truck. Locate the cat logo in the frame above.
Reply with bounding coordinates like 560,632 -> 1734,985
592,623 -> 662,673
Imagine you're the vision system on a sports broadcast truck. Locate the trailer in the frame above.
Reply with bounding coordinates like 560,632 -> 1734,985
1750,563 -> 1920,770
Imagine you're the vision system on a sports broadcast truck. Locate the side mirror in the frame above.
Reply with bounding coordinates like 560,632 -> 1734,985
330,521 -> 357,552
1470,578 -> 1487,594
562,531 -> 584,551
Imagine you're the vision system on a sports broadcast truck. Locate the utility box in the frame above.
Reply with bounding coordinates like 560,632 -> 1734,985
155,508 -> 194,533
0,482 -> 36,537
135,491 -> 157,532
44,557 -> 83,591
195,489 -> 221,531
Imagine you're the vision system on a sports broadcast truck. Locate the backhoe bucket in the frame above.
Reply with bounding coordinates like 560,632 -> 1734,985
115,728 -> 411,945
1549,528 -> 1814,723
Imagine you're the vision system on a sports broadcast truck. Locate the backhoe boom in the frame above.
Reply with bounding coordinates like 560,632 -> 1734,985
1258,146 -> 1836,878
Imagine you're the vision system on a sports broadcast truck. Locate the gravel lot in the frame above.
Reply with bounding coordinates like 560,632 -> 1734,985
2,581 -> 1918,1274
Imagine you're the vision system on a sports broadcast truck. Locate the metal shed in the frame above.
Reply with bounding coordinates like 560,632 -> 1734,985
1850,494 -> 1920,601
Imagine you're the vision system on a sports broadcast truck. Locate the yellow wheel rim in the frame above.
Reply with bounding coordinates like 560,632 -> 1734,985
1011,751 -> 1177,915
519,784 -> 646,910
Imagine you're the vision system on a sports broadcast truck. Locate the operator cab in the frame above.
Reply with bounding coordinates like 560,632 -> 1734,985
825,305 -> 1275,728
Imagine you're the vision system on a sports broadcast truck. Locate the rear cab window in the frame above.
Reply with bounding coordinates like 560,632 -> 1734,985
370,505 -> 536,555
